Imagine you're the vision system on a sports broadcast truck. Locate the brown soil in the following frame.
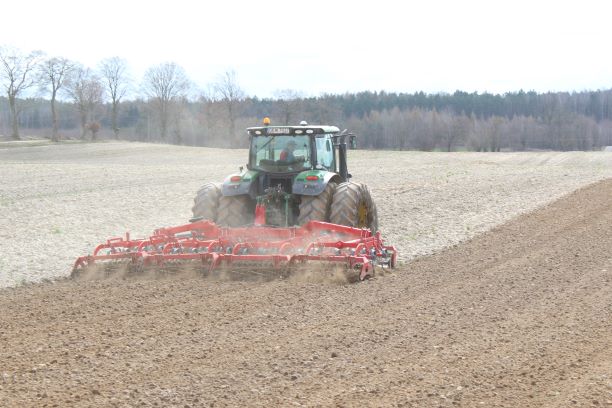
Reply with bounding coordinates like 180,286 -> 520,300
1,179 -> 610,407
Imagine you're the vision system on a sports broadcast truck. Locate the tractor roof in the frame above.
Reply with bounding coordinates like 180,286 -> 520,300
247,125 -> 340,136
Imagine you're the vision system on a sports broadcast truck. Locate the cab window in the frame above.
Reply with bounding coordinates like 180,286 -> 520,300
316,136 -> 335,170
250,135 -> 311,172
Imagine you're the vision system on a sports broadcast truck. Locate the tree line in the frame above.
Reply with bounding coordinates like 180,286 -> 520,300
2,45 -> 611,151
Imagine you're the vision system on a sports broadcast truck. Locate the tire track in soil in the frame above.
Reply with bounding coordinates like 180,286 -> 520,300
0,179 -> 611,407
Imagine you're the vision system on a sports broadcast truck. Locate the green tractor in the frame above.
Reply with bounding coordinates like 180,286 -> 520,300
192,120 -> 378,232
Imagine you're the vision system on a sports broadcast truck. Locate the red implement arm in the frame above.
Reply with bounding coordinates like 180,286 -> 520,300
73,220 -> 397,281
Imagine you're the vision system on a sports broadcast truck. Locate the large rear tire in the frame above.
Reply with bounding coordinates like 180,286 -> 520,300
330,182 -> 379,233
192,182 -> 222,222
217,195 -> 254,227
297,182 -> 336,225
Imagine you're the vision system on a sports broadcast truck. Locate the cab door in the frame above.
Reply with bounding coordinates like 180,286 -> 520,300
315,134 -> 336,172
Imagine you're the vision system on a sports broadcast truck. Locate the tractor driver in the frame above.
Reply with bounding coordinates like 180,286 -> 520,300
279,140 -> 304,164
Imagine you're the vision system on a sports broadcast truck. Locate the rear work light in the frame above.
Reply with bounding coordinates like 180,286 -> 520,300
306,175 -> 319,181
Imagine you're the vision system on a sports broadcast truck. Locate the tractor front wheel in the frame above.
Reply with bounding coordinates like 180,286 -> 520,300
330,182 -> 379,233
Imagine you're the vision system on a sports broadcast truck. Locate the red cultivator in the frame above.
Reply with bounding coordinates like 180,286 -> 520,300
72,220 -> 397,282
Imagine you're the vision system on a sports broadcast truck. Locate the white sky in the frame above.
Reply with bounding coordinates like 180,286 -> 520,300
2,0 -> 611,98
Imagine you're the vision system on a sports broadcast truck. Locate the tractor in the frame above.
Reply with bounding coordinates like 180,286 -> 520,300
192,119 -> 378,232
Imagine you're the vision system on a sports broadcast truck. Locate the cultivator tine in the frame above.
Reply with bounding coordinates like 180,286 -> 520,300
73,220 -> 397,282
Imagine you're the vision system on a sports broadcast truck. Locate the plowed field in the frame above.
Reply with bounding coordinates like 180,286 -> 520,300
0,142 -> 611,406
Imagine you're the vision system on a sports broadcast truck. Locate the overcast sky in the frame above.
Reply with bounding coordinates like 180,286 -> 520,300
1,0 -> 611,98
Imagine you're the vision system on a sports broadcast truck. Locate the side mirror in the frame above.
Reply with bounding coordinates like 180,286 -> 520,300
349,134 -> 357,149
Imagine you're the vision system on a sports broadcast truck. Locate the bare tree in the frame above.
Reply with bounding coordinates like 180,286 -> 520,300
0,46 -> 43,139
67,67 -> 90,139
142,62 -> 191,141
38,57 -> 74,141
85,80 -> 104,140
213,70 -> 244,140
66,67 -> 104,140
99,57 -> 129,139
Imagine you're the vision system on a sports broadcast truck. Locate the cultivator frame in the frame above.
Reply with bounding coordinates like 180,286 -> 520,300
73,220 -> 397,282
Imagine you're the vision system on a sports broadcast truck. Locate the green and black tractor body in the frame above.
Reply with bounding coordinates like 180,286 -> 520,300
193,123 -> 378,232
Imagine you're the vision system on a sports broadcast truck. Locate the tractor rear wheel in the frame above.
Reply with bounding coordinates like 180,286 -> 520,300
330,182 -> 379,233
192,182 -> 222,222
298,182 -> 336,225
217,195 -> 254,227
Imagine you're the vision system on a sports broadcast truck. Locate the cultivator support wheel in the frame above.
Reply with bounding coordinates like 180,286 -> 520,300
72,220 -> 397,282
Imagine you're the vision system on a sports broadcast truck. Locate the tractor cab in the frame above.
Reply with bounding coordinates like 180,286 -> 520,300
246,124 -> 340,175
195,119 -> 371,229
